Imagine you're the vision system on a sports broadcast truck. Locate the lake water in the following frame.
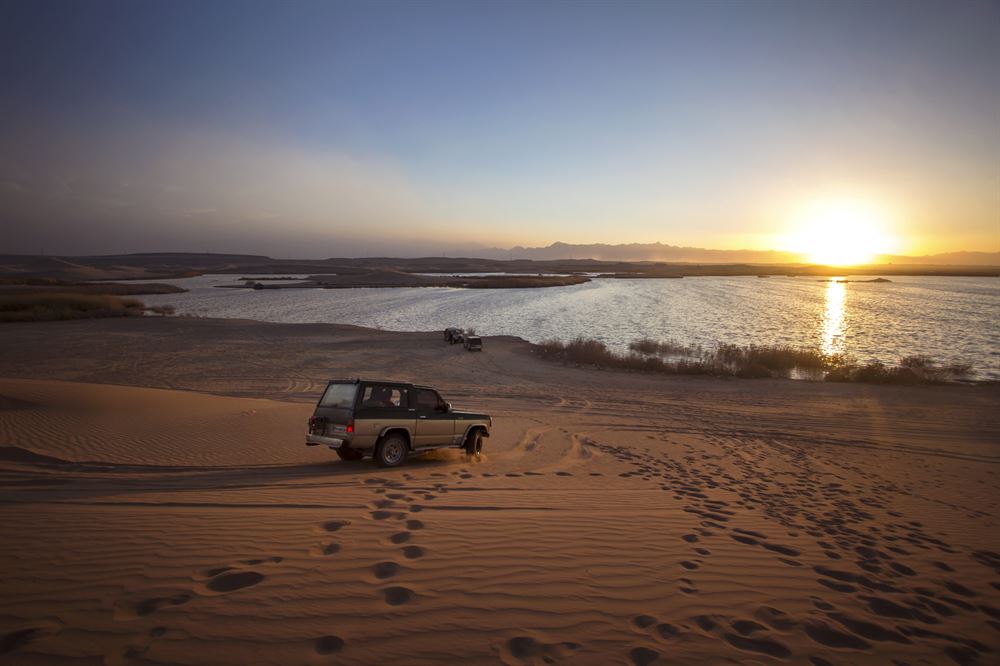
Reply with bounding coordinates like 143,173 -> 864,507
140,274 -> 1000,379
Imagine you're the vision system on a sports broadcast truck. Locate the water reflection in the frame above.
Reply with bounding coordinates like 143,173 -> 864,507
137,274 -> 999,379
822,279 -> 845,356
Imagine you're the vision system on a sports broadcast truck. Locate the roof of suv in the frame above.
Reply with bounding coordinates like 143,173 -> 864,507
326,379 -> 438,390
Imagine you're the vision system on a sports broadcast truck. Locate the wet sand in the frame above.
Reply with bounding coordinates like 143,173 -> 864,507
1,317 -> 998,665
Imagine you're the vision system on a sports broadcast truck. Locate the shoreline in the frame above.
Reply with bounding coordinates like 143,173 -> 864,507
4,252 -> 999,282
1,315 -> 998,390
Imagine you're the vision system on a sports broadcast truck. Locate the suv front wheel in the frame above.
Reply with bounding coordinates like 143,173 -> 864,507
375,433 -> 408,468
465,430 -> 484,458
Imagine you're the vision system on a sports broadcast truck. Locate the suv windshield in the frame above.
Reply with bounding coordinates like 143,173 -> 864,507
319,383 -> 358,408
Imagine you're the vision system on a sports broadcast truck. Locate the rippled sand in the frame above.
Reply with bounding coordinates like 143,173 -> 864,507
1,318 -> 998,664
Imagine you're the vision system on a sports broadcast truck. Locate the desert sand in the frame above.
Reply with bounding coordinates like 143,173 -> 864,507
1,317 -> 998,665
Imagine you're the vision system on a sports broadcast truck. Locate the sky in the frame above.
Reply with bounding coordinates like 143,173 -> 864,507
1,0 -> 997,259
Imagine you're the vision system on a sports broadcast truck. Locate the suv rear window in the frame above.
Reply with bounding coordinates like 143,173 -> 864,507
319,383 -> 358,408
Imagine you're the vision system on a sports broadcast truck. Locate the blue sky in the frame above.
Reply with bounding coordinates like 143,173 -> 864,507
1,0 -> 997,257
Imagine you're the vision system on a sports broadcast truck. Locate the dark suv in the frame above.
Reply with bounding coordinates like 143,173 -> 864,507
306,379 -> 492,467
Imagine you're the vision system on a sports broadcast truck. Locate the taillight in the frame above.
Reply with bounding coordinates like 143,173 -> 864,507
346,419 -> 354,434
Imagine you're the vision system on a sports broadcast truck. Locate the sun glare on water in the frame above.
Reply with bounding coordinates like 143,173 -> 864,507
783,199 -> 897,266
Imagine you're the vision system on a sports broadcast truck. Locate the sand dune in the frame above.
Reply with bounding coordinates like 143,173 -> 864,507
1,318 -> 998,664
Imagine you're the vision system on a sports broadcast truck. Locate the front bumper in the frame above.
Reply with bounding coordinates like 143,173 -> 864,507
305,433 -> 346,449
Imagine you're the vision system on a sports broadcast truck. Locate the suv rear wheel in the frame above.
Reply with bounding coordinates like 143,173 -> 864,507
375,433 -> 408,468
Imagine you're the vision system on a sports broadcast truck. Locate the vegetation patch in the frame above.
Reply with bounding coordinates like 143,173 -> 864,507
0,279 -> 185,295
539,337 -> 972,384
0,293 -> 147,322
826,356 -> 972,384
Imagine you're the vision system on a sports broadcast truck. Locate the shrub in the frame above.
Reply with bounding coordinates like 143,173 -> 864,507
629,337 -> 700,357
537,336 -> 975,384
0,293 -> 145,322
736,362 -> 773,379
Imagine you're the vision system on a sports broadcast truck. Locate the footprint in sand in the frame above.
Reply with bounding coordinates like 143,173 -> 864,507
723,632 -> 791,659
803,619 -> 871,650
371,510 -> 406,520
402,546 -> 425,559
630,615 -> 683,645
944,580 -> 976,597
206,571 -> 265,593
373,561 -> 401,579
825,611 -> 909,644
321,519 -> 351,532
390,531 -> 411,544
629,646 -> 660,665
132,594 -> 192,617
240,556 -> 283,565
730,620 -> 767,635
314,635 -> 345,655
383,586 -> 414,605
631,615 -> 657,629
309,542 -> 341,557
0,620 -> 62,656
202,566 -> 234,577
406,519 -> 424,530
649,618 -> 677,637
501,636 -> 580,664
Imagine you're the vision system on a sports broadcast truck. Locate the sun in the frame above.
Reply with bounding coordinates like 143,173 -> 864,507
782,199 -> 897,265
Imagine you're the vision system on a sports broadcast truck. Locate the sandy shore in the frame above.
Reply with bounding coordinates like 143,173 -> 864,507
1,317 -> 998,665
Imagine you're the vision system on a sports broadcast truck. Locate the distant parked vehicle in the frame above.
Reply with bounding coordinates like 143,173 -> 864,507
463,335 -> 483,351
444,327 -> 463,344
306,379 -> 491,467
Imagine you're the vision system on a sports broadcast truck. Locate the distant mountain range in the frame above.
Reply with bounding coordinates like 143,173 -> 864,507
472,242 -> 1000,266
877,250 -> 1000,266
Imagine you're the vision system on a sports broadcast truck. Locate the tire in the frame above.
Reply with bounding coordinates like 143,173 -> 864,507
375,433 -> 408,468
465,430 -> 484,458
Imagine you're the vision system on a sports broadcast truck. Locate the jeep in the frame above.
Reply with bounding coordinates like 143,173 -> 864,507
463,335 -> 483,351
306,379 -> 491,467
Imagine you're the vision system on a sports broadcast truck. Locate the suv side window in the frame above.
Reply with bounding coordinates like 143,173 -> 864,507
361,385 -> 408,409
416,388 -> 442,411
